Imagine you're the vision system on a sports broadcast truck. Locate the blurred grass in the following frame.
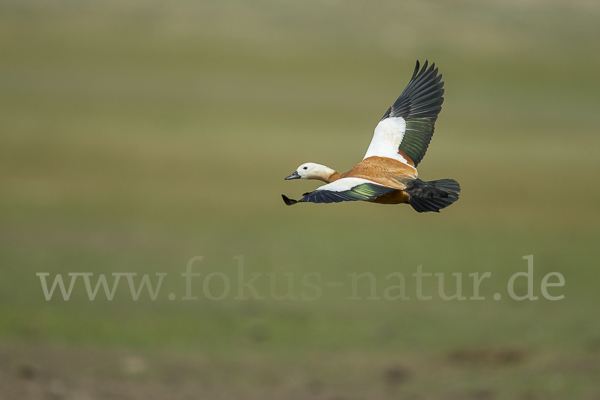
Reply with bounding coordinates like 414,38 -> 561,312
1,0 -> 600,398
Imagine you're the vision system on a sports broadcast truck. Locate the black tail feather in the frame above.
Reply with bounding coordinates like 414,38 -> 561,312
405,178 -> 460,213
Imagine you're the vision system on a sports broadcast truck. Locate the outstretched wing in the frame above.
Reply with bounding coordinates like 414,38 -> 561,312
364,60 -> 444,167
282,178 -> 398,205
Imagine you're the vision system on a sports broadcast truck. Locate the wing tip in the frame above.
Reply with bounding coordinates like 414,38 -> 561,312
281,194 -> 298,206
412,60 -> 421,79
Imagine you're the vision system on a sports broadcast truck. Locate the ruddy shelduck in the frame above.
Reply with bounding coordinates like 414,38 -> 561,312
282,60 -> 460,213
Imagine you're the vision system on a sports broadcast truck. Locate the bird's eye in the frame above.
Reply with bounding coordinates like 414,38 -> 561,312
303,166 -> 308,170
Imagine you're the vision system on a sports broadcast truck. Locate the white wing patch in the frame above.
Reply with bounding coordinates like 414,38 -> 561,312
315,177 -> 393,192
363,117 -> 413,167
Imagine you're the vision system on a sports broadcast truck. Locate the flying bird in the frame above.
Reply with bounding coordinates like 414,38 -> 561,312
282,60 -> 460,213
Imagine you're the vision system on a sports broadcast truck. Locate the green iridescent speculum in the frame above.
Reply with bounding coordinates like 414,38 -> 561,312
400,117 -> 435,166
348,183 -> 395,200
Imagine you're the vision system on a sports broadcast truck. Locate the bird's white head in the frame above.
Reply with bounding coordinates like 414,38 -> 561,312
285,162 -> 335,182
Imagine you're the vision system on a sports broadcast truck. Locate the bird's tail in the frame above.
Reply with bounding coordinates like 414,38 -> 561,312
405,178 -> 460,213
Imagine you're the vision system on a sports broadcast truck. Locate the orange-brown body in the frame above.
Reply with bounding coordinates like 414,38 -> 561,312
324,156 -> 417,204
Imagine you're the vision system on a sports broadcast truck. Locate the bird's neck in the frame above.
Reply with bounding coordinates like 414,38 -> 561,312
324,170 -> 343,183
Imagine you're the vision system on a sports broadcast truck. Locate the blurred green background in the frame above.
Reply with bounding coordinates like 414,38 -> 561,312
1,0 -> 599,398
